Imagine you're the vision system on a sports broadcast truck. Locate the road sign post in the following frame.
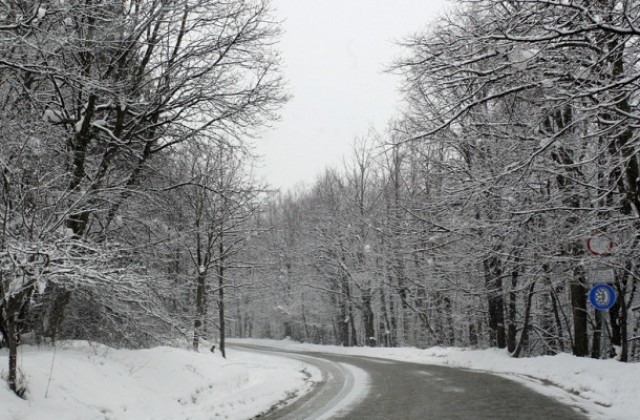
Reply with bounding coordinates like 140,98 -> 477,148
586,232 -> 617,310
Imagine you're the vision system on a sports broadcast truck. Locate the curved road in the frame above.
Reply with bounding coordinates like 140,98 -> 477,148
233,344 -> 589,420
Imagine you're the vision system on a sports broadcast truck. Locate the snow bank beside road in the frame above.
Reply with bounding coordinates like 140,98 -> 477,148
0,341 -> 319,420
230,338 -> 640,420
3,338 -> 637,419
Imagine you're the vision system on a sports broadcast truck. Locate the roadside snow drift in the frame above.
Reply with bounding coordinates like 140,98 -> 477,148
0,341 -> 319,420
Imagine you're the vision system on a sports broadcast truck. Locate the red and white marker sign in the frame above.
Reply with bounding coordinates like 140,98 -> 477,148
586,233 -> 615,256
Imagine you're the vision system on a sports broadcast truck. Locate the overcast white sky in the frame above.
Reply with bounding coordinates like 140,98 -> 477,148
253,0 -> 447,191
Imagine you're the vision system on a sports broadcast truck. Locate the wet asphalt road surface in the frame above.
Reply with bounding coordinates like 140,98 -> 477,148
233,344 -> 589,420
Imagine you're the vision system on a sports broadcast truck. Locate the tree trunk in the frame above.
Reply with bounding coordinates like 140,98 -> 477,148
379,286 -> 394,347
396,284 -> 409,345
45,286 -> 71,343
571,265 -> 589,357
362,292 -> 376,346
550,285 -> 566,352
539,268 -> 559,355
507,268 -> 518,353
349,309 -> 358,347
591,309 -> 603,359
235,284 -> 244,338
511,280 -> 536,358
338,298 -> 349,346
468,321 -> 478,347
193,271 -> 206,351
218,240 -> 226,358
5,292 -> 27,397
389,292 -> 398,347
301,293 -> 310,342
442,294 -> 455,346
341,272 -> 358,347
484,256 -> 506,348
609,281 -> 625,361
6,302 -> 19,395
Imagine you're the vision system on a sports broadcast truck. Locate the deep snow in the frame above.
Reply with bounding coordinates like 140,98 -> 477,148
0,341 -> 320,420
1,338 -> 639,419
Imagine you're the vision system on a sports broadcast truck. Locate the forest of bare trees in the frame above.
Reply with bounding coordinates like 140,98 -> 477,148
226,0 -> 640,364
0,0 -> 283,395
2,0 -> 640,400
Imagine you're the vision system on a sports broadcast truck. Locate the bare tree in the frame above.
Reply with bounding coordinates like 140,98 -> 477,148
1,0 -> 285,395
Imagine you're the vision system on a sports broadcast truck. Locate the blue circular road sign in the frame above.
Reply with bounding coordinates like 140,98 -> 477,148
589,284 -> 617,311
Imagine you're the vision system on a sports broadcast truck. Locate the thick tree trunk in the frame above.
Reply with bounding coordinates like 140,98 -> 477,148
507,269 -> 518,353
338,301 -> 349,346
609,283 -> 626,361
550,285 -> 566,353
5,293 -> 27,397
442,294 -> 455,346
362,292 -> 375,346
591,309 -> 603,359
7,318 -> 19,395
571,265 -> 589,357
45,285 -> 71,343
379,287 -> 394,347
484,256 -> 506,348
611,251 -> 638,362
389,293 -> 398,347
468,316 -> 479,347
396,283 -> 409,346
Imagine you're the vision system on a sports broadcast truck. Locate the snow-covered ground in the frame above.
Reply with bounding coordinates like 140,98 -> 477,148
0,341 -> 320,420
2,338 -> 639,419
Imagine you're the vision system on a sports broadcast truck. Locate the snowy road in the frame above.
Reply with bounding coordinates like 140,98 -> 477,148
233,344 -> 589,419
232,344 -> 369,419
